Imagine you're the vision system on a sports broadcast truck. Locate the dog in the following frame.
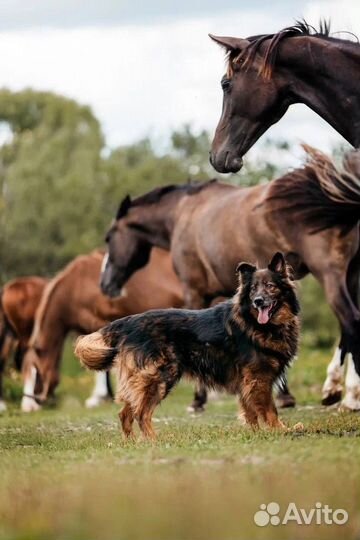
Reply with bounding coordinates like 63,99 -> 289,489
75,252 -> 300,439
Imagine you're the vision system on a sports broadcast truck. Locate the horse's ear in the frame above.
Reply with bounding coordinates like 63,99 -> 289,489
236,262 -> 256,276
209,34 -> 250,52
116,195 -> 131,220
268,252 -> 287,275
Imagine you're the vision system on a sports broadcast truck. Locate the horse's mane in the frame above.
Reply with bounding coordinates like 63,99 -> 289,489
127,179 -> 218,209
228,20 -> 359,79
266,145 -> 360,234
30,249 -> 103,346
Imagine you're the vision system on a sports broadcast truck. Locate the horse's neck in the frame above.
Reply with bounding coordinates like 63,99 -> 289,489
33,290 -> 67,350
285,38 -> 360,147
138,194 -> 183,249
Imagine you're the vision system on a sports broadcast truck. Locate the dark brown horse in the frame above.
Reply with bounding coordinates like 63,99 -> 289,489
21,248 -> 184,412
0,276 -> 48,411
101,146 -> 360,411
209,22 -> 360,173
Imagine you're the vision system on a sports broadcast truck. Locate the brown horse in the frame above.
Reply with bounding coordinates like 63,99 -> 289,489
0,274 -> 117,412
209,22 -> 360,173
21,248 -> 183,412
101,146 -> 360,411
0,276 -> 48,411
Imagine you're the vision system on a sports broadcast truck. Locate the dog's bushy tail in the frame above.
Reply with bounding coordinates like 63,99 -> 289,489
75,331 -> 117,371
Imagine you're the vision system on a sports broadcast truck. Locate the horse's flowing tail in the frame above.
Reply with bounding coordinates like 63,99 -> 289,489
267,145 -> 360,233
74,331 -> 117,371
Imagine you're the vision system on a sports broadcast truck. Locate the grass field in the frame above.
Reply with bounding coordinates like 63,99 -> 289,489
1,342 -> 360,540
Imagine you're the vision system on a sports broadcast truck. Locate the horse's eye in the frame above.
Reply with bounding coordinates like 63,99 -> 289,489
221,78 -> 231,92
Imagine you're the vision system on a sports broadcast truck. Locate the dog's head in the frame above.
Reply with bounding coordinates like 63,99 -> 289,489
236,252 -> 299,325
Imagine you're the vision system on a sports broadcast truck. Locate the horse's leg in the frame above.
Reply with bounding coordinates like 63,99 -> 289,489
342,354 -> 360,410
85,371 -> 113,408
322,341 -> 346,406
0,330 -> 16,412
183,288 -> 209,413
0,352 -> 6,412
13,343 -> 26,372
187,382 -> 208,413
275,374 -> 296,408
21,351 -> 41,412
321,269 -> 360,410
341,256 -> 360,410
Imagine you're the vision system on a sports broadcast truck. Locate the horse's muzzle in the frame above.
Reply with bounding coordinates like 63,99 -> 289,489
210,150 -> 243,173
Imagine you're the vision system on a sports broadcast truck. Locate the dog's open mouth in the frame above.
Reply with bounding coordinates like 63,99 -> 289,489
256,302 -> 276,324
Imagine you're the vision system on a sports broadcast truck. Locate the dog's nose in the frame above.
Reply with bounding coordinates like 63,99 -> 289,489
254,297 -> 264,308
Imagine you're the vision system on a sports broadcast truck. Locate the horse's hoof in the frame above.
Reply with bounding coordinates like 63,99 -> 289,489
339,396 -> 360,412
321,391 -> 342,406
0,400 -> 7,413
276,394 -> 296,408
21,396 -> 41,413
187,404 -> 205,414
85,395 -> 111,408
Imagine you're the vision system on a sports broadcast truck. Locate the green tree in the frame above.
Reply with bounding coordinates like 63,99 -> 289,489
0,89 -> 104,278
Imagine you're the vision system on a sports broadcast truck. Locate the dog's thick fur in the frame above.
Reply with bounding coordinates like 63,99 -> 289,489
75,253 -> 299,439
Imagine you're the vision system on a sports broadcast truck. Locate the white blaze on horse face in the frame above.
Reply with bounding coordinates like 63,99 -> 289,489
322,347 -> 344,400
342,354 -> 360,410
21,366 -> 41,412
85,371 -> 111,408
101,252 -> 109,275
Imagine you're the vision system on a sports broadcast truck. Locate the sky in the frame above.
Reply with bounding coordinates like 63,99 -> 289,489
0,0 -> 358,164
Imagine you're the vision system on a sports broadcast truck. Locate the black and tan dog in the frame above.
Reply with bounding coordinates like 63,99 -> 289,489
75,252 -> 299,439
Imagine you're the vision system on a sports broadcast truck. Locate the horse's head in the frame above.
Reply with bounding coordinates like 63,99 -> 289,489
100,195 -> 152,297
209,34 -> 292,173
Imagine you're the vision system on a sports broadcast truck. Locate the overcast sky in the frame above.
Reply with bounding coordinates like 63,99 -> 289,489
0,0 -> 358,164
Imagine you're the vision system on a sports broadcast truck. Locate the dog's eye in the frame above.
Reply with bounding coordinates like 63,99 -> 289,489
266,283 -> 276,290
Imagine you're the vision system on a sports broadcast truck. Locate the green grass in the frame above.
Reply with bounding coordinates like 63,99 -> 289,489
1,343 -> 360,540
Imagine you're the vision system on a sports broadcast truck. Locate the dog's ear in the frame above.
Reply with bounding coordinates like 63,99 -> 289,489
236,262 -> 256,277
268,252 -> 287,275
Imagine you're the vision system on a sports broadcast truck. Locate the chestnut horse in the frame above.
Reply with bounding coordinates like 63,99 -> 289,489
21,248 -> 183,412
0,276 -> 48,411
209,22 -> 360,173
101,147 -> 360,411
0,274 -> 118,412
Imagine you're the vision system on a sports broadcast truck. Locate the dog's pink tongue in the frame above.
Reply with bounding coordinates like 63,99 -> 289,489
257,306 -> 270,324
